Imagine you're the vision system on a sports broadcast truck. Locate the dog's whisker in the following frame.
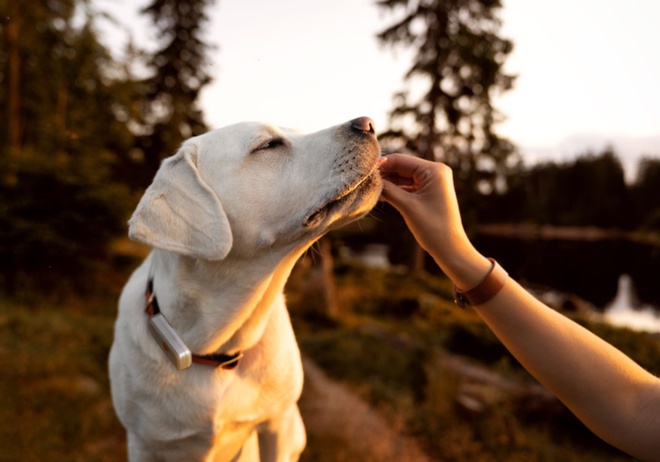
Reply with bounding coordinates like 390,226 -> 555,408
369,213 -> 387,224
309,241 -> 324,262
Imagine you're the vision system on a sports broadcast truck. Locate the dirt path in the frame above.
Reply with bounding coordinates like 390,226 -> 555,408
298,356 -> 431,462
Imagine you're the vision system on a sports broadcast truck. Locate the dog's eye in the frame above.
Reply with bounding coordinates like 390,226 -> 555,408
255,138 -> 286,152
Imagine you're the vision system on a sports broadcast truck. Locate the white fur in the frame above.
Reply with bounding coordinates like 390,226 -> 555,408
109,119 -> 382,461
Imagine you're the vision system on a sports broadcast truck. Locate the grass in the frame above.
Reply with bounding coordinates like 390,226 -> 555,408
0,297 -> 126,461
2,255 -> 658,460
288,257 -> 652,461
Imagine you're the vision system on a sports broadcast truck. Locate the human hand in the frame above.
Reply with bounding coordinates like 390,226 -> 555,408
379,154 -> 490,288
379,153 -> 463,257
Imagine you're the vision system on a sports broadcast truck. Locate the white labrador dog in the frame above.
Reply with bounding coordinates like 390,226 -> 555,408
109,117 -> 382,461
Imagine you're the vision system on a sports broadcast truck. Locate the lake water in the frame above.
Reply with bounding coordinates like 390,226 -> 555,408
602,274 -> 660,332
344,237 -> 660,333
472,235 -> 660,333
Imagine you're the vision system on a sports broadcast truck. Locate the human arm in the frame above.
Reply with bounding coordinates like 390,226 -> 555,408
379,153 -> 660,460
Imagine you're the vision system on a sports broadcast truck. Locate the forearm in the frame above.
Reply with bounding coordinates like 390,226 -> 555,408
472,271 -> 660,458
380,155 -> 660,458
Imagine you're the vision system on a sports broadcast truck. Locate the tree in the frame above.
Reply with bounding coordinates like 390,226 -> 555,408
377,0 -> 517,194
500,150 -> 632,229
133,0 -> 214,186
0,0 -> 134,295
565,150 -> 631,228
376,0 -> 517,271
3,0 -> 21,161
632,157 -> 660,231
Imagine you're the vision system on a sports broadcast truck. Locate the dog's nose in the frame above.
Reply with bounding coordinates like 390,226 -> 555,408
350,117 -> 376,135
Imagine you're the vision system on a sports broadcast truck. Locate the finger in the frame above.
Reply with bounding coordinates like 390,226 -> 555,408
378,155 -> 418,187
380,179 -> 411,211
378,153 -> 428,180
380,172 -> 415,188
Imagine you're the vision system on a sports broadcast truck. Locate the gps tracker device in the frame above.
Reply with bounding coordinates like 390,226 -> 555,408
148,312 -> 193,370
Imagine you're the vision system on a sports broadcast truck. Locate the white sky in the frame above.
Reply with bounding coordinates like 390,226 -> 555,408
94,0 -> 660,169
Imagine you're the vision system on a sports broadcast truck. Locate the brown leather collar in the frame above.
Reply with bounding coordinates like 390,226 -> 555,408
146,279 -> 242,370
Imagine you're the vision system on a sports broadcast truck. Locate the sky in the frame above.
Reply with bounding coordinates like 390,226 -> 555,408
94,0 -> 660,177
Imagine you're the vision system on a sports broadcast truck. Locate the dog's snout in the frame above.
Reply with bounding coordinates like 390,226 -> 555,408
350,117 -> 376,136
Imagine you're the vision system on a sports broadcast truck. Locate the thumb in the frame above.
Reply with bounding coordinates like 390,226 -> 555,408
381,179 -> 411,215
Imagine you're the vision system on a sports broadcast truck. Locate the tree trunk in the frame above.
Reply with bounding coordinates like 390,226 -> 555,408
410,242 -> 426,273
4,3 -> 21,185
6,4 -> 21,148
319,237 -> 339,319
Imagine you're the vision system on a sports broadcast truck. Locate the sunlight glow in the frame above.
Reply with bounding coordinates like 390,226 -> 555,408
94,0 -> 660,172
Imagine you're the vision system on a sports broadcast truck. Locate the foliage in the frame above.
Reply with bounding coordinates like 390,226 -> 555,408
376,0 -> 518,202
2,256 -> 654,461
0,1 -> 135,294
480,148 -> 660,235
291,260 -> 640,461
132,0 -> 213,186
0,149 -> 130,296
482,149 -> 635,229
631,157 -> 660,231
0,0 -> 216,296
373,1 -> 657,235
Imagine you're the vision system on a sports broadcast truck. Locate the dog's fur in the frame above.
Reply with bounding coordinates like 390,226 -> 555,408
109,118 -> 382,461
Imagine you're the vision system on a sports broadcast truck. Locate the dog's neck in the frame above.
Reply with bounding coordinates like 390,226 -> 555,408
148,244 -> 308,356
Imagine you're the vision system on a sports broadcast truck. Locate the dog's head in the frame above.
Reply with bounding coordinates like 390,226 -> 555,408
128,117 -> 382,260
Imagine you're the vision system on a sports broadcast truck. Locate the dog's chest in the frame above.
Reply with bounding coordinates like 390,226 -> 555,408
211,308 -> 304,422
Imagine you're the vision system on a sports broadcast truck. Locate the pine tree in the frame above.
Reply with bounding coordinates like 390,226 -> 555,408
134,0 -> 214,184
377,0 -> 517,198
0,0 -> 134,294
633,158 -> 660,231
375,0 -> 517,271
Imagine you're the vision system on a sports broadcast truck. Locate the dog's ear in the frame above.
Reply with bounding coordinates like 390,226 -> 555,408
128,142 -> 233,260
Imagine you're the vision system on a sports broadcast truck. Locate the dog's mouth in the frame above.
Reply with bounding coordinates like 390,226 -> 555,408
303,162 -> 382,228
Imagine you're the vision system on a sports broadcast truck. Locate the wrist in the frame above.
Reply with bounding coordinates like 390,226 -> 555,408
446,253 -> 493,291
431,235 -> 491,290
453,258 -> 508,308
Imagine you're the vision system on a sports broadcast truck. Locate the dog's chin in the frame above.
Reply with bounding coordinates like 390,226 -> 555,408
302,171 -> 382,232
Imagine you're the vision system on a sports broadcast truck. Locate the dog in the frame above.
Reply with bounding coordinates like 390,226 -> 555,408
109,117 -> 382,461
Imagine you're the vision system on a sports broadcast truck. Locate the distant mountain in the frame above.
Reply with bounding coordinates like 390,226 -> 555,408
519,133 -> 660,182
